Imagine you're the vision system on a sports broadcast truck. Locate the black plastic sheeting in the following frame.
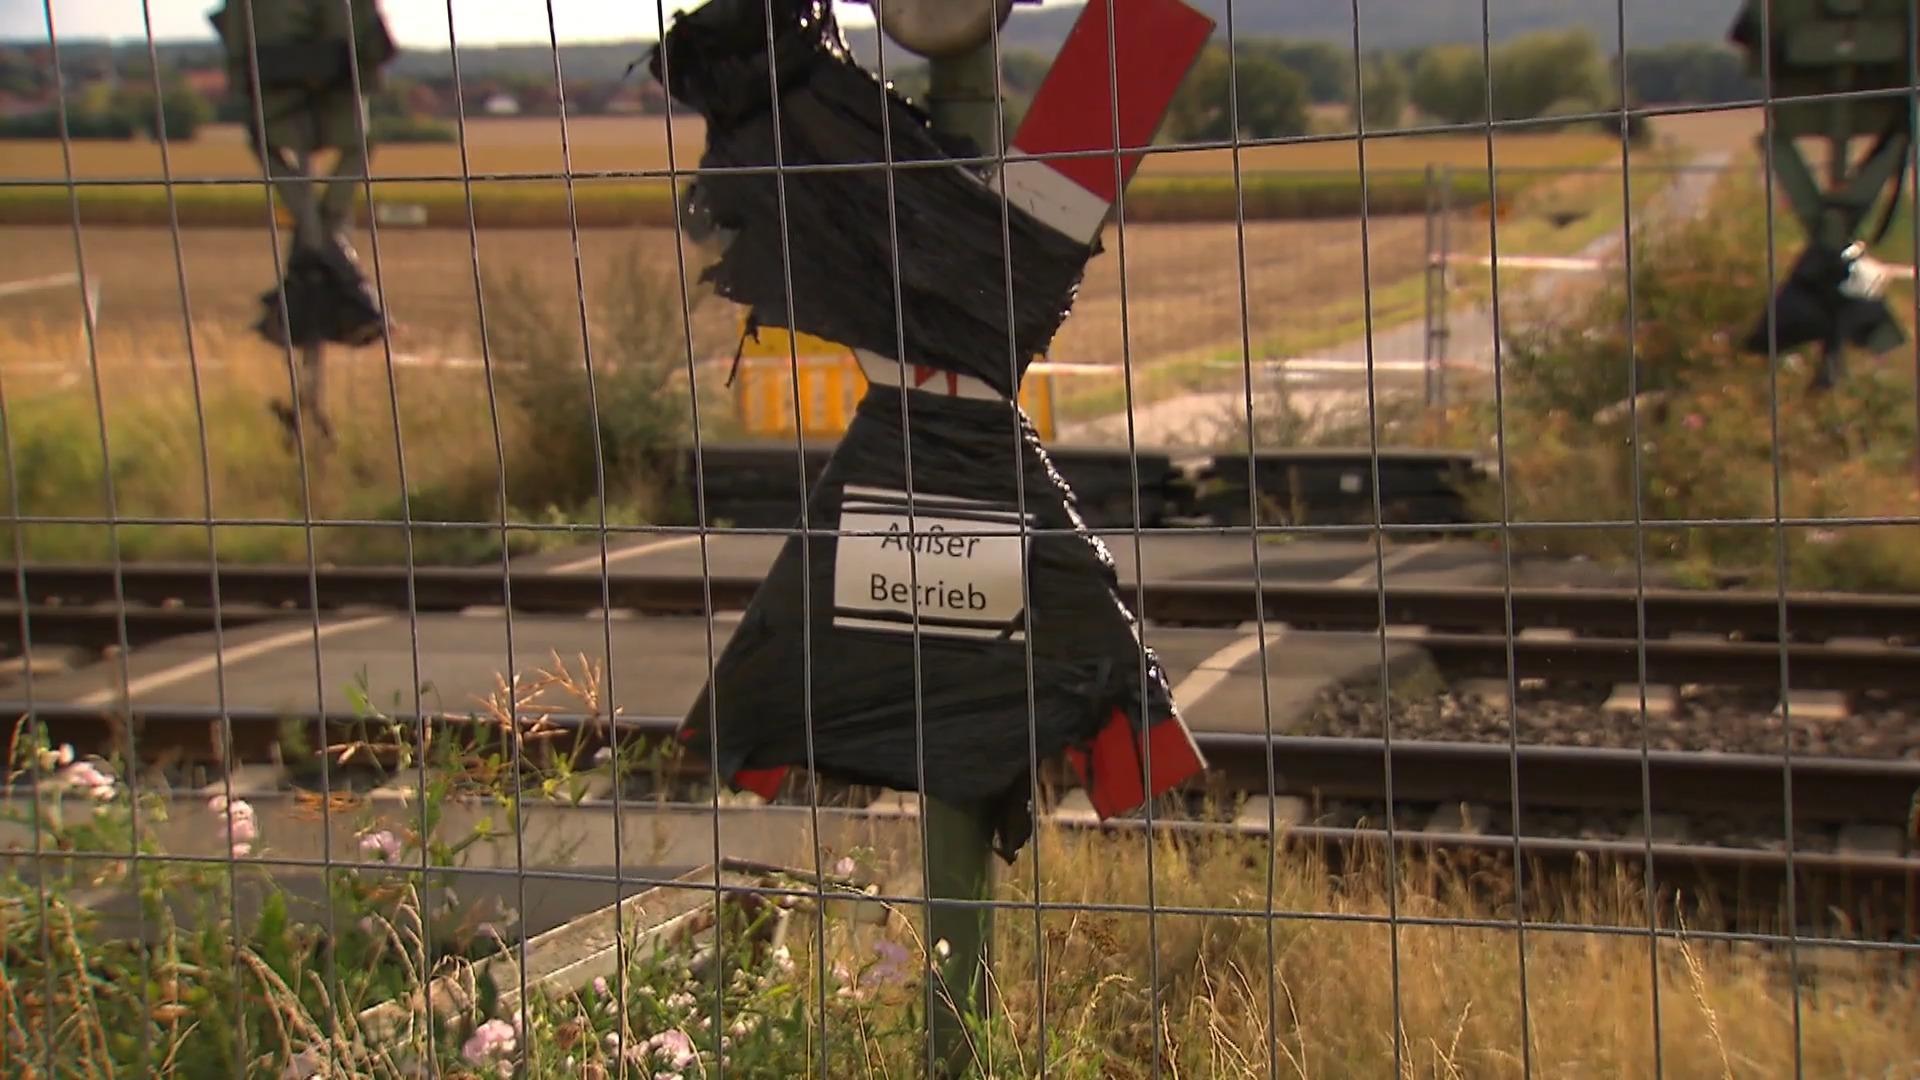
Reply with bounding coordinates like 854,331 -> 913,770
680,390 -> 1180,857
1742,241 -> 1905,367
650,0 -> 1092,398
255,238 -> 385,349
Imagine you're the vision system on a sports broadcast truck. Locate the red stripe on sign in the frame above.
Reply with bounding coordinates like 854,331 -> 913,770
1011,0 -> 1214,205
1066,707 -> 1208,820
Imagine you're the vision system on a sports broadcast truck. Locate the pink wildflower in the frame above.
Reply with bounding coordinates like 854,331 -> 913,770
461,1018 -> 517,1066
358,829 -> 402,862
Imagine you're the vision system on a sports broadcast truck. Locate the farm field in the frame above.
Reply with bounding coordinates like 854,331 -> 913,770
0,117 -> 1622,181
0,213 -> 1428,375
0,116 -> 1636,378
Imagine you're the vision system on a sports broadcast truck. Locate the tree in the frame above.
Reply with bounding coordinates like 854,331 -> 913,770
1262,40 -> 1349,104
1490,29 -> 1607,121
1165,45 -> 1308,144
119,80 -> 212,141
1623,44 -> 1758,105
1409,44 -> 1486,124
1356,55 -> 1408,131
1408,31 -> 1610,125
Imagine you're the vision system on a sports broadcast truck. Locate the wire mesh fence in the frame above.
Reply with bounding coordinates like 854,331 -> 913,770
2,0 -> 1919,1077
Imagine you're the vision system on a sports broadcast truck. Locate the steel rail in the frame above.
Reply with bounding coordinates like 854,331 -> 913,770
6,565 -> 1918,640
3,778 -> 1910,940
14,702 -> 1917,830
8,602 -> 1919,691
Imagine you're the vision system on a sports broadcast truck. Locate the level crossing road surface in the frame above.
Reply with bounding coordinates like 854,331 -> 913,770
23,533 -> 1504,738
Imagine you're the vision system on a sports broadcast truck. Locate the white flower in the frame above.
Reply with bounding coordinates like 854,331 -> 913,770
833,856 -> 856,877
64,761 -> 116,800
54,744 -> 73,766
593,975 -> 610,997
462,1018 -> 517,1065
933,939 -> 951,960
213,799 -> 258,843
771,945 -> 793,973
647,1029 -> 697,1069
358,830 -> 402,862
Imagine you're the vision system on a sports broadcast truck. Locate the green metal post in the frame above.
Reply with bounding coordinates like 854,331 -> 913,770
923,796 -> 994,1077
922,38 -> 1002,1080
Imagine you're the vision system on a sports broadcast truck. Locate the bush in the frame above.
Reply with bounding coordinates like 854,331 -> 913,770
1487,176 -> 1920,591
482,245 -> 699,521
0,80 -> 210,141
1164,44 -> 1309,143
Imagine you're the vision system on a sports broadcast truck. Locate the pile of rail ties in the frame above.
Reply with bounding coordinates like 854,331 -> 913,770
655,0 -> 1206,858
255,234 -> 385,350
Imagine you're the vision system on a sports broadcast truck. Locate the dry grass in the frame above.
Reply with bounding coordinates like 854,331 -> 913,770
801,824 -> 1920,1079
0,222 -> 732,364
0,239 -> 716,563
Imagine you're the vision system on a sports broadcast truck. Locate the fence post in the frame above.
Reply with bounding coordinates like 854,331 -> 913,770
1436,164 -> 1453,409
922,37 -> 1001,1078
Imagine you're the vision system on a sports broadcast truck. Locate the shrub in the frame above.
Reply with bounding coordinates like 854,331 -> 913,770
1487,175 -> 1920,591
482,245 -> 699,522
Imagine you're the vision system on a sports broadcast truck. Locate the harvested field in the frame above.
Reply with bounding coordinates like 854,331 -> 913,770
0,118 -> 1617,181
0,214 -> 1425,372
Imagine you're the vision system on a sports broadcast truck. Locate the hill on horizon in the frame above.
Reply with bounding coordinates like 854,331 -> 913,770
9,0 -> 1743,83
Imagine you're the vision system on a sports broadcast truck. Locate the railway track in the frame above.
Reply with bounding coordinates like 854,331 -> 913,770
6,565 -> 1919,691
9,720 -> 1911,943
8,563 -> 1920,640
16,701 -> 1917,832
4,565 -> 1914,940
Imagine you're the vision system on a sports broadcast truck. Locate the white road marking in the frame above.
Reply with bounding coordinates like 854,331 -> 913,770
550,534 -> 703,573
1170,542 -> 1439,711
78,614 -> 392,708
73,535 -> 710,707
1171,624 -> 1290,705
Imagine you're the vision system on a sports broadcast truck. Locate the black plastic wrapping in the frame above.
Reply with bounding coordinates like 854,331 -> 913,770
650,0 -> 1092,398
1742,241 -> 1905,360
681,389 -> 1178,856
255,238 -> 385,349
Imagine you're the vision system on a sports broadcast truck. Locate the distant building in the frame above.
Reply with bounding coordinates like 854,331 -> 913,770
0,90 -> 49,119
180,67 -> 228,100
482,92 -> 520,116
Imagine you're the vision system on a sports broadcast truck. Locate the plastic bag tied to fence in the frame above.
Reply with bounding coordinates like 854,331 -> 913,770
661,0 -> 1212,856
649,0 -> 1091,398
680,391 -> 1201,858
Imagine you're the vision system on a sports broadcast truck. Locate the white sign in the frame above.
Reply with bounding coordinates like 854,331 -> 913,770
832,485 -> 1032,641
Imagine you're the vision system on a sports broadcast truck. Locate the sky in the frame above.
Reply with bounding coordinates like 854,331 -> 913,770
0,0 -> 970,47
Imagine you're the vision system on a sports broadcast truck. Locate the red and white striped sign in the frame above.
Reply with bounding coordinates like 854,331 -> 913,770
996,0 -> 1214,244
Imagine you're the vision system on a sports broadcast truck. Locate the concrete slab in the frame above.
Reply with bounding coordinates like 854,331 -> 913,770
525,531 -> 1501,592
1780,689 -> 1851,723
1604,683 -> 1678,717
1425,803 -> 1493,835
1180,630 -> 1436,735
1234,795 -> 1310,832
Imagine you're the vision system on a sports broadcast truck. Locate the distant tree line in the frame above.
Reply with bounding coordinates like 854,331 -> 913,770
1146,33 -> 1755,143
0,77 -> 211,140
0,33 -> 1756,145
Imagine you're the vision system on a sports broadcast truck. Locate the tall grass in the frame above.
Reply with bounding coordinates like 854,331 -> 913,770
0,244 -> 703,564
4,658 -> 1913,1079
